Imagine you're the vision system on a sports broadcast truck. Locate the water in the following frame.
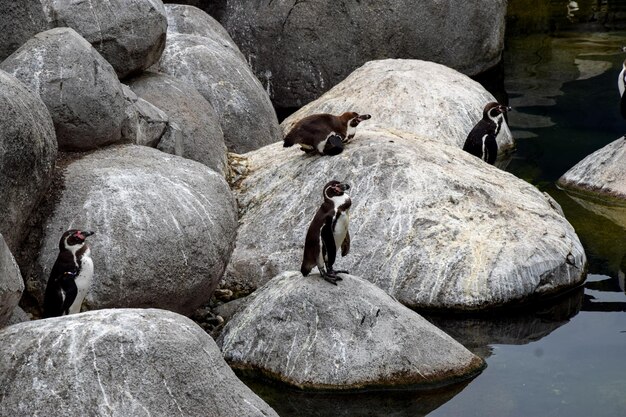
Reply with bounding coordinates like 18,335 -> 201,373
242,5 -> 626,417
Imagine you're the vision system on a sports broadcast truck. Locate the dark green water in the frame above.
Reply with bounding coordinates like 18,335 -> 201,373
243,10 -> 626,417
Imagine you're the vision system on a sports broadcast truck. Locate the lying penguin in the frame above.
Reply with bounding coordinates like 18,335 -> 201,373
463,102 -> 511,165
43,229 -> 95,318
283,112 -> 371,155
301,180 -> 352,285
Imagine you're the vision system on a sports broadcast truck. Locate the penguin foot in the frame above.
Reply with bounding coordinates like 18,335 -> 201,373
322,269 -> 347,285
323,274 -> 341,285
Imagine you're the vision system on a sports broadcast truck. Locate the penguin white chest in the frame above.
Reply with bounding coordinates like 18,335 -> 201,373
69,249 -> 93,314
333,210 -> 349,249
495,118 -> 508,143
619,67 -> 625,97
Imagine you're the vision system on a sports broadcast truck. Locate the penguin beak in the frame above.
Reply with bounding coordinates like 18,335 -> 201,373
500,105 -> 512,113
337,183 -> 350,192
82,231 -> 95,238
357,114 -> 371,122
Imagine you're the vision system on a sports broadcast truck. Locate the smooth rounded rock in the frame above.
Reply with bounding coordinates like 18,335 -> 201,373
156,23 -> 281,153
0,0 -> 50,61
164,3 -> 245,61
33,145 -> 237,315
0,28 -> 127,151
224,128 -> 586,311
0,234 -> 23,328
0,70 -> 57,251
0,309 -> 278,417
558,136 -> 626,201
39,0 -> 167,78
127,71 -> 227,175
219,271 -> 484,390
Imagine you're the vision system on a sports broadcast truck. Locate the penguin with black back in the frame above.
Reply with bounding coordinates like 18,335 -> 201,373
618,56 -> 626,119
463,102 -> 511,165
43,229 -> 95,318
283,112 -> 371,156
301,181 -> 351,285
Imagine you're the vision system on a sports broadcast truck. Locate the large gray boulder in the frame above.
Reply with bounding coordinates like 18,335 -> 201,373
219,271 -> 484,390
127,71 -> 228,175
0,309 -> 278,417
282,59 -> 515,158
121,84 -> 170,148
0,234 -> 23,328
155,8 -> 281,153
0,70 -> 57,252
0,0 -> 167,79
164,4 -> 245,61
43,0 -> 167,78
558,136 -> 626,201
2,307 -> 30,330
0,0 -> 50,61
224,128 -> 587,311
32,145 -> 237,315
0,28 -> 127,151
221,0 -> 507,108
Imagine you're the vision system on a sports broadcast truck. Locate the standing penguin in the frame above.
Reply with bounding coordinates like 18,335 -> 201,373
301,181 -> 351,285
463,102 -> 511,165
283,112 -> 371,155
618,57 -> 626,119
43,229 -> 95,318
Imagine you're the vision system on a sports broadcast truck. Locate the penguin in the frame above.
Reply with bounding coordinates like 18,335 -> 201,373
43,229 -> 95,318
463,102 -> 511,165
283,112 -> 371,155
618,57 -> 626,119
301,181 -> 351,285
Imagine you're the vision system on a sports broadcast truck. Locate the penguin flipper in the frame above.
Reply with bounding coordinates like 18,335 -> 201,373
323,134 -> 345,156
61,274 -> 78,315
43,262 -> 71,318
621,93 -> 626,120
321,219 -> 337,270
43,285 -> 65,318
341,230 -> 350,257
463,131 -> 482,158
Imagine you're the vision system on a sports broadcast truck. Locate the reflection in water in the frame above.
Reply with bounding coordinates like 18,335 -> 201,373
584,274 -> 626,311
566,192 -> 626,231
504,31 -> 625,143
553,187 -> 626,274
425,286 -> 584,359
241,377 -> 470,417
508,0 -> 626,35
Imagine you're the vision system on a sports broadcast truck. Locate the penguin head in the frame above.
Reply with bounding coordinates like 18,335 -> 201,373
483,102 -> 511,121
323,180 -> 350,201
59,229 -> 95,251
340,112 -> 372,127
